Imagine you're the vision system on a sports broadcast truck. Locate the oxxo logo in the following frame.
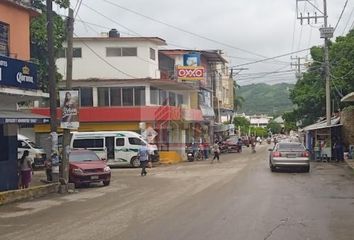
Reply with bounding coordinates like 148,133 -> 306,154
177,66 -> 204,80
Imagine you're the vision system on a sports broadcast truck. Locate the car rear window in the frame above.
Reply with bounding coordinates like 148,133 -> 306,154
69,151 -> 100,162
278,143 -> 305,151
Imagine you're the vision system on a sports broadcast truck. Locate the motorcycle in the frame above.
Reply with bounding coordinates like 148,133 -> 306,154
186,146 -> 195,162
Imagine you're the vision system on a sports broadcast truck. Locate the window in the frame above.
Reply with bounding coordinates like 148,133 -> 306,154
159,90 -> 168,105
0,22 -> 9,56
73,48 -> 82,58
80,87 -> 93,107
134,87 -> 145,106
122,88 -> 134,106
106,47 -> 122,57
73,139 -> 104,149
169,92 -> 176,106
98,88 -> 110,106
110,87 -> 121,106
150,48 -> 156,60
177,94 -> 184,105
150,87 -> 159,105
122,47 -> 137,56
57,48 -> 82,58
116,138 -> 125,146
58,49 -> 66,58
18,141 -> 30,149
128,137 -> 144,145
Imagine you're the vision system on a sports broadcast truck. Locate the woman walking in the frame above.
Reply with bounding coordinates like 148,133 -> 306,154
19,150 -> 33,188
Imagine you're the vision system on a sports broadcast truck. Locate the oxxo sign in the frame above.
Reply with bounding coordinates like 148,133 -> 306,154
176,66 -> 205,81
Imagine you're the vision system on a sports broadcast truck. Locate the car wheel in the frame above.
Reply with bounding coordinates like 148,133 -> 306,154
131,156 -> 140,168
103,180 -> 110,186
269,161 -> 276,172
303,166 -> 310,173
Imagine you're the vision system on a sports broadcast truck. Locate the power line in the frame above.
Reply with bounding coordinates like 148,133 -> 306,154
234,48 -> 311,67
81,2 -> 141,37
100,0 -> 279,60
342,5 -> 354,34
334,0 -> 349,32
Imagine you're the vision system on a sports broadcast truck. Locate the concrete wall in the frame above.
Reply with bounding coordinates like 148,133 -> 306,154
0,2 -> 31,60
341,109 -> 354,148
56,40 -> 161,80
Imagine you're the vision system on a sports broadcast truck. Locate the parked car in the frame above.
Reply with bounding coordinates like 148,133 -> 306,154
69,149 -> 111,187
268,142 -> 310,172
223,137 -> 241,153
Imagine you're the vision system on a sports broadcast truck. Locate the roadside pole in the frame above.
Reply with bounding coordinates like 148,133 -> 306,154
61,8 -> 74,189
46,0 -> 58,182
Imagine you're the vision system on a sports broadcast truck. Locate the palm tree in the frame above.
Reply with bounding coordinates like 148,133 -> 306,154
230,81 -> 245,123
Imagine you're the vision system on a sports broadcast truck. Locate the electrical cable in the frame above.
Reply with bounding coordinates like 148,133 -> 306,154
233,48 -> 311,67
81,2 -> 141,37
100,0 -> 283,61
334,0 -> 349,32
342,6 -> 354,34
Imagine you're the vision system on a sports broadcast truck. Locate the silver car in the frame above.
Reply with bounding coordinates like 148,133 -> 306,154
269,142 -> 310,172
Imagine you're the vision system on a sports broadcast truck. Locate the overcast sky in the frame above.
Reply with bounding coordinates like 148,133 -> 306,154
57,0 -> 353,85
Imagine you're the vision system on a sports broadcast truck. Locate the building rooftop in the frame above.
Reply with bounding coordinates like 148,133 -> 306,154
2,0 -> 40,16
73,37 -> 167,46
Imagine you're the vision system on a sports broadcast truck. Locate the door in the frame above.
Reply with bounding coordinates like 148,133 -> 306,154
114,137 -> 130,165
105,137 -> 115,160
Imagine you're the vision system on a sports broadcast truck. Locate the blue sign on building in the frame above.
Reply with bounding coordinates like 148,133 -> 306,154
0,55 -> 38,90
183,53 -> 201,66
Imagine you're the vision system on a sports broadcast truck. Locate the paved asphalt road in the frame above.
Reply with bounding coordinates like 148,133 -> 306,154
1,144 -> 354,240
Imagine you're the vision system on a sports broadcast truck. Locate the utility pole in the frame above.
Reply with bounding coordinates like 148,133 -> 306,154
46,0 -> 59,182
290,56 -> 306,79
296,0 -> 333,126
61,8 -> 74,186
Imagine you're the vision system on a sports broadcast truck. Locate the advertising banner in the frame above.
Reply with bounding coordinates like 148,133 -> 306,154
0,55 -> 38,90
183,53 -> 201,66
176,66 -> 205,81
59,90 -> 79,129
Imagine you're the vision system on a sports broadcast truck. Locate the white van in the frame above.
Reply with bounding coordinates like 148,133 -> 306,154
17,134 -> 46,168
70,131 -> 159,168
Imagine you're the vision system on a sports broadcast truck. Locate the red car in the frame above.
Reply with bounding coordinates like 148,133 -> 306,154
69,150 -> 111,187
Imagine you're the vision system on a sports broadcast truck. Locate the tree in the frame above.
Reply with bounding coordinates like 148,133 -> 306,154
233,116 -> 250,135
267,121 -> 282,134
288,30 -> 354,127
30,0 -> 68,91
233,82 -> 245,112
282,111 -> 298,132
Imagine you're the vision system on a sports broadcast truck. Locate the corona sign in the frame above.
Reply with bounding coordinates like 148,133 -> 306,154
176,66 -> 205,81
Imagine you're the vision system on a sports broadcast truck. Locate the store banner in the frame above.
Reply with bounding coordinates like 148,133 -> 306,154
59,90 -> 79,129
0,55 -> 38,90
176,66 -> 205,81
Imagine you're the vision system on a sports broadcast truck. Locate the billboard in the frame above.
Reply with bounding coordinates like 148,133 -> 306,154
0,55 -> 38,90
59,90 -> 79,129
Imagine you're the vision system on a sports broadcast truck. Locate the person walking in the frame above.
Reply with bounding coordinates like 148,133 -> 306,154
19,150 -> 33,188
211,141 -> 220,164
138,143 -> 149,176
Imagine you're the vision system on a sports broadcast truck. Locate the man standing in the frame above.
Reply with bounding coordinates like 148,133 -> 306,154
138,143 -> 149,176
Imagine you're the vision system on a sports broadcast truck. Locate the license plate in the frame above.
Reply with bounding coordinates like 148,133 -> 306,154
91,176 -> 99,180
287,154 -> 296,158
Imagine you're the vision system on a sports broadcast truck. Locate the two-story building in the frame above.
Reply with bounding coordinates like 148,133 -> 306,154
0,0 -> 48,191
32,31 -> 205,161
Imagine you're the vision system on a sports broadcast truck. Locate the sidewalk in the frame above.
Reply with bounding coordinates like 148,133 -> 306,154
344,158 -> 354,170
0,169 -> 59,206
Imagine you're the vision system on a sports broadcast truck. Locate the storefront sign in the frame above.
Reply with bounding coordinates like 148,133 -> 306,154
59,90 -> 79,129
177,66 -> 205,81
0,55 -> 38,90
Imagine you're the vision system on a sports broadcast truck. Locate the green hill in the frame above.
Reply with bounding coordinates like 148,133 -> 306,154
237,83 -> 295,115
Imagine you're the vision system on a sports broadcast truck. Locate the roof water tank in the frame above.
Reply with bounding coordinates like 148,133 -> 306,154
108,29 -> 120,38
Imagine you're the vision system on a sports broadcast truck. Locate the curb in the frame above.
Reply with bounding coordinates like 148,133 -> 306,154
344,159 -> 354,170
0,183 -> 60,206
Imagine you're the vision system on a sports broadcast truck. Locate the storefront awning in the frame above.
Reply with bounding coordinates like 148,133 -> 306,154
302,117 -> 342,131
0,110 -> 50,124
200,105 -> 215,118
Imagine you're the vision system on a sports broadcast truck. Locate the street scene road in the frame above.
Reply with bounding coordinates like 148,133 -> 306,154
1,145 -> 354,240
